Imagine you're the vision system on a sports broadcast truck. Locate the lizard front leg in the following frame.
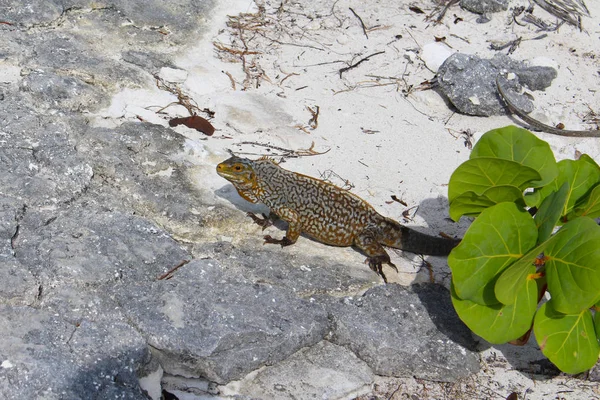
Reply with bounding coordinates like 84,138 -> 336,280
354,231 -> 398,283
262,207 -> 301,247
246,211 -> 277,230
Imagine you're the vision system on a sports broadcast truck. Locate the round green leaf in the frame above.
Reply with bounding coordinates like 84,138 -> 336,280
524,190 -> 542,208
449,202 -> 538,305
534,302 -> 600,374
561,155 -> 600,215
451,280 -> 536,344
544,217 -> 600,314
448,158 -> 541,203
449,191 -> 496,221
449,185 -> 525,221
495,255 -> 541,305
567,183 -> 600,220
471,125 -> 558,187
536,156 -> 600,217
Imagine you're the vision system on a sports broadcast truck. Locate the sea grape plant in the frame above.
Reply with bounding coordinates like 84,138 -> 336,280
447,125 -> 600,374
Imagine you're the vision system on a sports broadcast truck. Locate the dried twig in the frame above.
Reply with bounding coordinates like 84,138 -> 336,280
427,0 -> 460,25
386,195 -> 407,206
490,37 -> 522,54
223,70 -> 236,90
157,260 -> 190,280
307,106 -> 320,129
402,205 -> 418,222
361,127 -> 380,134
581,105 -> 599,126
152,77 -> 215,120
333,81 -> 397,94
294,124 -> 312,134
318,169 -> 355,190
234,141 -> 330,158
521,13 -> 564,30
496,76 -> 600,137
349,7 -> 369,39
489,34 -> 547,54
533,0 -> 590,30
213,41 -> 261,56
339,51 -> 385,78
280,72 -> 299,85
419,256 -> 435,283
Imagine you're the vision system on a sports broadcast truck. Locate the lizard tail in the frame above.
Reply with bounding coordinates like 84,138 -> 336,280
379,218 -> 460,256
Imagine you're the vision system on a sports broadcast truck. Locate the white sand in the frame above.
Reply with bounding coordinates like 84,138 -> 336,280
97,0 -> 600,397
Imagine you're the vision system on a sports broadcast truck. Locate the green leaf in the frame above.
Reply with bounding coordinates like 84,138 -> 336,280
534,302 -> 600,374
544,217 -> 600,314
567,183 -> 600,220
535,156 -> 600,217
451,280 -> 537,344
448,158 -> 541,203
534,181 -> 569,243
449,191 -> 496,221
495,253 -> 541,305
471,125 -> 558,187
449,185 -> 525,221
595,303 -> 600,340
561,155 -> 600,215
524,190 -> 542,208
449,202 -> 538,305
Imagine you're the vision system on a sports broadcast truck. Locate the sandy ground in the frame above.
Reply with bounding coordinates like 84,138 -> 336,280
96,0 -> 600,398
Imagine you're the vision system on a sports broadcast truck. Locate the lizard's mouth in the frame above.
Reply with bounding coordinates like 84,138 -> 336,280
216,166 -> 247,184
216,169 -> 238,180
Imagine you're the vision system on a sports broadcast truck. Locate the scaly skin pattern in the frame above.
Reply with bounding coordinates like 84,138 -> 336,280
216,156 -> 459,282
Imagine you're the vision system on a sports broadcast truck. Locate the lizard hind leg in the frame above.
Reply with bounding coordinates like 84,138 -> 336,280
355,232 -> 398,283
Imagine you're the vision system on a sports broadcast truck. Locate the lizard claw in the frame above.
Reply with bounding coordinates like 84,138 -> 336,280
247,212 -> 272,230
365,255 -> 397,283
366,258 -> 389,283
263,235 -> 293,247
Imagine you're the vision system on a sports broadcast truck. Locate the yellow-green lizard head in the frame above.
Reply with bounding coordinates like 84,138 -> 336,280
216,156 -> 257,187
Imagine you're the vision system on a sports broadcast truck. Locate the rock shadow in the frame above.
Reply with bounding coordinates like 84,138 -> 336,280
63,347 -> 152,399
412,283 -> 478,352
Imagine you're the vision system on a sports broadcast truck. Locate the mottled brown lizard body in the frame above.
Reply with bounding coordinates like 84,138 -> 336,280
217,156 -> 459,282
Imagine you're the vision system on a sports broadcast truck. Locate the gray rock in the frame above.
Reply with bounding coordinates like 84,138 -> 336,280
437,53 -> 557,116
22,33 -> 148,91
227,341 -> 374,399
115,259 -> 330,384
20,70 -> 108,112
15,205 -> 190,284
195,241 -> 378,295
75,122 -> 238,242
0,97 -> 93,207
328,284 -> 480,382
0,0 -> 62,26
512,66 -> 559,91
0,196 -> 23,258
0,303 -> 151,399
64,0 -> 216,37
0,260 -> 39,306
461,0 -> 508,14
2,0 -> 215,44
121,50 -> 176,75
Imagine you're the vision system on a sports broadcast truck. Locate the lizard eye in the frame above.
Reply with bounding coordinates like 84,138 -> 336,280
234,165 -> 242,171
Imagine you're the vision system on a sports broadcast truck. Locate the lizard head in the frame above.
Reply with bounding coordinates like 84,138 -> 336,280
216,156 -> 258,189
